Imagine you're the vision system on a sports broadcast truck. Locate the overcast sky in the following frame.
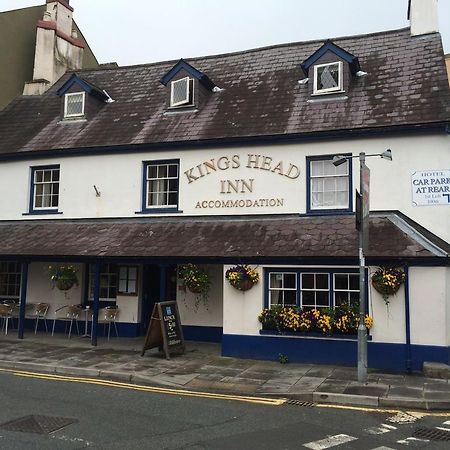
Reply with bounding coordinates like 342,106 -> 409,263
2,0 -> 450,65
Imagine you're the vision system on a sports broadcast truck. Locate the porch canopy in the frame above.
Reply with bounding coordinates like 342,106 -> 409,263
0,213 -> 447,263
0,213 -> 448,346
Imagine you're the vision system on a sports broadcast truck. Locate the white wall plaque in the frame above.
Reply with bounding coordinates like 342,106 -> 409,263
412,170 -> 450,206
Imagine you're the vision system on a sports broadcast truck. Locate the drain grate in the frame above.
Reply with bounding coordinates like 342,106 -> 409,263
0,415 -> 78,435
285,399 -> 316,407
413,428 -> 450,442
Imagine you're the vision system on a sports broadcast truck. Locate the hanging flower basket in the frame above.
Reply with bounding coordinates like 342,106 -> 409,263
178,264 -> 211,308
55,279 -> 75,291
371,267 -> 405,305
48,265 -> 79,291
225,265 -> 259,291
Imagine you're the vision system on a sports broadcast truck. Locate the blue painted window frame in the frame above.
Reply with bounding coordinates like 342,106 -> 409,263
27,164 -> 62,215
264,267 -> 367,310
140,159 -> 180,214
306,154 -> 353,215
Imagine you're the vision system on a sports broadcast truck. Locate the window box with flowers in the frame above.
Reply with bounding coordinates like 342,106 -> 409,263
178,264 -> 210,309
48,265 -> 79,291
225,264 -> 259,291
371,267 -> 405,305
258,305 -> 373,339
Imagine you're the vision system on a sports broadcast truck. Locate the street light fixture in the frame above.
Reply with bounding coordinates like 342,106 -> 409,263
333,149 -> 392,383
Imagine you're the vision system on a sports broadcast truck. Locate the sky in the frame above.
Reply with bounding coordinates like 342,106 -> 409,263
2,0 -> 450,66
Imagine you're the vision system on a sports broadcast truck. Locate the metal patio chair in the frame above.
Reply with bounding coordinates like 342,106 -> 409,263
52,304 -> 82,338
97,306 -> 119,340
0,303 -> 14,335
33,302 -> 50,334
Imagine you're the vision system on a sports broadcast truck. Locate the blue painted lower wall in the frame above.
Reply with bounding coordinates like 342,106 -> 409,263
222,334 -> 450,372
183,325 -> 223,343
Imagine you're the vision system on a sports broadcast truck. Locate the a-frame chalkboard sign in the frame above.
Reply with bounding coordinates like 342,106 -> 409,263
141,301 -> 185,359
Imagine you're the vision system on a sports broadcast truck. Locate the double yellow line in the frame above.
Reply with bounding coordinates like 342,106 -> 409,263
1,367 -> 449,416
0,367 -> 286,406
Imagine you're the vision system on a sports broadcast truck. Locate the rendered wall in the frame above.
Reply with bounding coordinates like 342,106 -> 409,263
1,134 -> 449,242
177,264 -> 223,328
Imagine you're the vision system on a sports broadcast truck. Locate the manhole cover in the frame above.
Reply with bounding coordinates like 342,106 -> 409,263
413,428 -> 450,441
0,415 -> 78,435
285,399 -> 316,407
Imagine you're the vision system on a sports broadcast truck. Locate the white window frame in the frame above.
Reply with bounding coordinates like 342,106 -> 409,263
32,167 -> 60,210
145,161 -> 179,209
309,158 -> 350,211
268,272 -> 297,308
170,77 -> 194,107
118,266 -> 138,295
64,92 -> 85,118
89,264 -> 118,302
0,262 -> 21,299
300,273 -> 330,309
333,273 -> 360,307
313,61 -> 343,95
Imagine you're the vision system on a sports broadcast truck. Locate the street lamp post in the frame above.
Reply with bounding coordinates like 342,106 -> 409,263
332,149 -> 392,383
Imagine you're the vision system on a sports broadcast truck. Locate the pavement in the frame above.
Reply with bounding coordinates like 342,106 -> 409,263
0,334 -> 449,411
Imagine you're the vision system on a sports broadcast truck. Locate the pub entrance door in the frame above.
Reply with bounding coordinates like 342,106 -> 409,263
141,264 -> 177,335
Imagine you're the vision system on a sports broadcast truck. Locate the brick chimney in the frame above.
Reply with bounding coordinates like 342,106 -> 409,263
408,0 -> 439,36
24,0 -> 85,95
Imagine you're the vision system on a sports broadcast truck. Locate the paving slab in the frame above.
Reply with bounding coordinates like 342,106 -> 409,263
1,335 -> 449,410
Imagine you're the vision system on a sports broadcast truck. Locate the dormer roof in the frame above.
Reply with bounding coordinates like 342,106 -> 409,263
160,59 -> 216,91
56,73 -> 111,102
300,40 -> 361,77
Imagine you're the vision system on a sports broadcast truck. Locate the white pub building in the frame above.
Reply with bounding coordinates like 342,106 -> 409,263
0,0 -> 449,371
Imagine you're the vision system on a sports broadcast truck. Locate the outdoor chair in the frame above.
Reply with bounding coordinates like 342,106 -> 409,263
32,303 -> 50,334
97,306 -> 119,340
52,304 -> 82,338
0,303 -> 14,335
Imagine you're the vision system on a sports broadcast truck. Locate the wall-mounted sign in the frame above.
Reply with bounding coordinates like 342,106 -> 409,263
184,153 -> 300,210
412,170 -> 450,206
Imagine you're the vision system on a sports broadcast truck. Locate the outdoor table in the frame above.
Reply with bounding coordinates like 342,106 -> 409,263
81,307 -> 92,338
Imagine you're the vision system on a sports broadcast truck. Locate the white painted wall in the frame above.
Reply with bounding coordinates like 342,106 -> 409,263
26,262 -> 84,319
177,264 -> 223,327
1,134 -> 449,242
25,262 -> 139,325
222,265 -> 263,336
409,266 -> 448,346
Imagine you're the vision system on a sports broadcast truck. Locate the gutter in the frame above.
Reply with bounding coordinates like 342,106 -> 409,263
404,265 -> 412,372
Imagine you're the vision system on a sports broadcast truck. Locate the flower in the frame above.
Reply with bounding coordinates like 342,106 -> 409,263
258,304 -> 373,335
178,264 -> 210,309
371,267 -> 405,305
48,264 -> 78,290
225,264 -> 259,291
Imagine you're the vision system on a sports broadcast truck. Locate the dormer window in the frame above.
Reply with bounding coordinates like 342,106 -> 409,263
64,92 -> 85,118
313,62 -> 343,95
170,77 -> 194,108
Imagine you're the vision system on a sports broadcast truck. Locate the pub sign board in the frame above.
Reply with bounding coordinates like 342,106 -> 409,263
141,301 -> 185,359
412,170 -> 450,206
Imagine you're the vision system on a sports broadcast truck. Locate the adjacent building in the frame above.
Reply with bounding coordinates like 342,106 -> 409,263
0,0 -> 448,371
0,0 -> 98,110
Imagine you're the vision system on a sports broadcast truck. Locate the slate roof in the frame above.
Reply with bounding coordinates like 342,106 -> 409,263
0,28 -> 449,156
0,215 -> 446,262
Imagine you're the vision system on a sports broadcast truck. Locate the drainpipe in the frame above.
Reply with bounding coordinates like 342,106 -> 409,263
404,265 -> 412,372
17,261 -> 29,340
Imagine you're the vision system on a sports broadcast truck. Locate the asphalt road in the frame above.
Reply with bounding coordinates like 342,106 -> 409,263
0,370 -> 449,449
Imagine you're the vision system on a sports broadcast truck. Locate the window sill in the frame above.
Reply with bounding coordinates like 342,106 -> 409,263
259,329 -> 372,341
304,209 -> 352,216
23,210 -> 63,216
135,208 -> 183,215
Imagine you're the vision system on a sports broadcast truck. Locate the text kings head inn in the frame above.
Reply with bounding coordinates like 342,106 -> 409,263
0,0 -> 449,371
